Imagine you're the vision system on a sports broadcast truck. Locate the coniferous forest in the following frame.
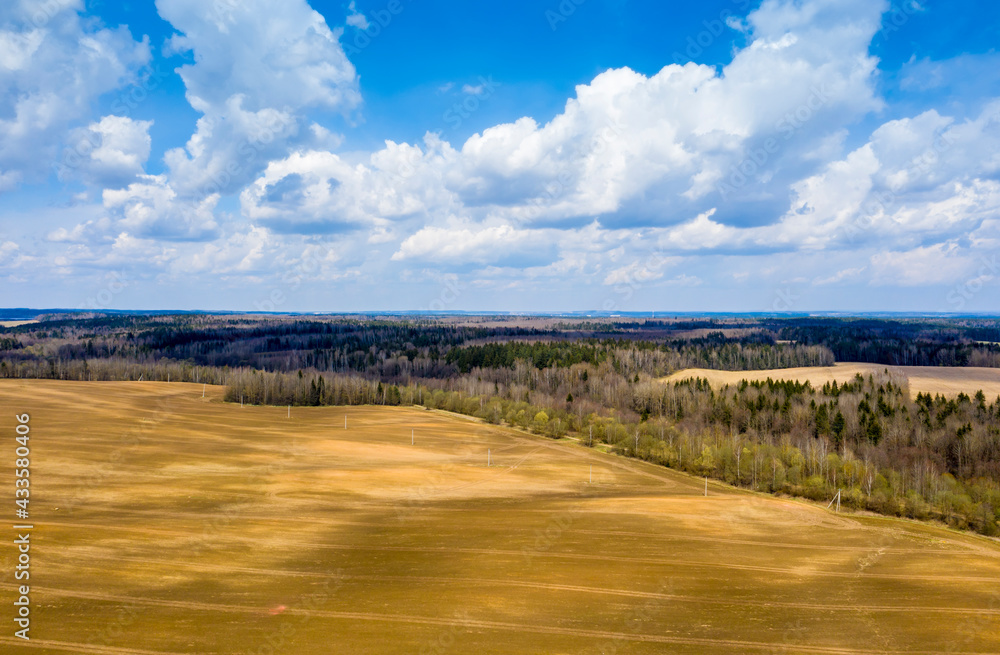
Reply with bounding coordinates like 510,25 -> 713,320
3,313 -> 1000,535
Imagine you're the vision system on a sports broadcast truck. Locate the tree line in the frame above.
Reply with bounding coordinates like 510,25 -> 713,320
444,338 -> 834,374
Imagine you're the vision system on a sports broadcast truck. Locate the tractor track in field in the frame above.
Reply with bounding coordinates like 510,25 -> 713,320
37,541 -> 1000,586
11,577 -> 994,616
0,636 -> 196,655
34,517 -> 976,557
3,586 -> 995,655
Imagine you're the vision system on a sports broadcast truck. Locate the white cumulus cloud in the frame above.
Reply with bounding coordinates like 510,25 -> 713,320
154,0 -> 360,197
102,175 -> 221,241
0,1 -> 150,190
392,224 -> 556,267
60,115 -> 153,188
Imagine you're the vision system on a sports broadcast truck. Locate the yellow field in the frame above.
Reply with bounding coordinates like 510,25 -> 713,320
663,362 -> 1000,398
1,380 -> 999,654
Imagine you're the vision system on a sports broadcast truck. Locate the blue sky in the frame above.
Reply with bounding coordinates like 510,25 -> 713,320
1,0 -> 999,313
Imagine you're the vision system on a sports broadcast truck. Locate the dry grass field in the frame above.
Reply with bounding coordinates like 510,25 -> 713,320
663,362 -> 1000,399
1,379 -> 999,654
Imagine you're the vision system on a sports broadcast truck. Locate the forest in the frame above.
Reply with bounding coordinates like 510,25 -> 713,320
2,313 -> 1000,535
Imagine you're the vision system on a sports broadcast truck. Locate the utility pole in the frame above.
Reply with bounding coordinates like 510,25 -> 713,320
827,489 -> 842,512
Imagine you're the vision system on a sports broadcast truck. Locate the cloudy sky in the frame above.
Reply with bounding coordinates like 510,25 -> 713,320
1,0 -> 999,313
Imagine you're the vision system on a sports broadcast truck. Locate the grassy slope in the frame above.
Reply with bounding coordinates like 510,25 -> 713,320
0,379 -> 998,654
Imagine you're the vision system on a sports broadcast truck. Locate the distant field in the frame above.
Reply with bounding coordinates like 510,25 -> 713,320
2,380 -> 999,654
0,320 -> 36,328
664,362 -> 1000,398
